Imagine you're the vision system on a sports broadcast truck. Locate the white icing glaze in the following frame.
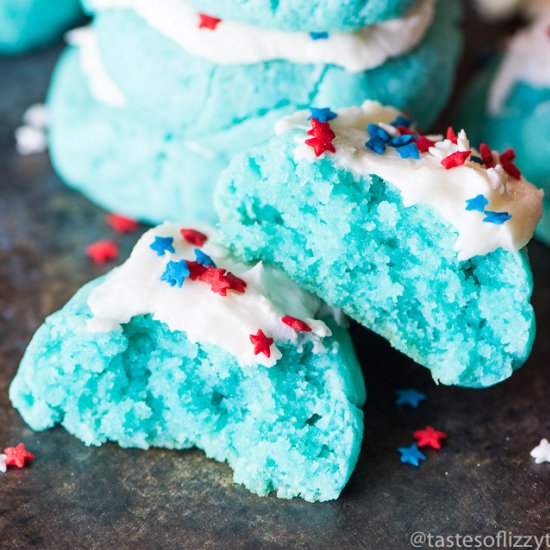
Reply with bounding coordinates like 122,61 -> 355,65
87,223 -> 334,368
489,13 -> 550,114
276,101 -> 544,260
84,0 -> 434,73
66,27 -> 127,107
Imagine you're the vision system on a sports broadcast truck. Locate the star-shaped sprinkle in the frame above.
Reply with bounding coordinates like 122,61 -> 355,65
187,260 -> 207,280
398,443 -> 426,467
309,107 -> 337,123
181,228 -> 208,247
106,214 -> 138,234
480,143 -> 495,168
500,148 -> 521,179
195,248 -> 216,268
470,155 -> 483,165
413,426 -> 447,450
441,150 -> 471,169
366,123 -> 391,154
393,141 -> 420,160
306,119 -> 336,156
198,13 -> 221,30
310,32 -> 329,40
392,114 -> 412,128
3,443 -> 35,469
446,126 -> 459,144
483,211 -> 512,225
200,267 -> 247,296
86,240 -> 119,265
465,194 -> 489,212
250,329 -> 274,358
282,316 -> 312,332
416,135 -> 436,153
395,388 -> 427,408
161,260 -> 190,288
0,454 -> 6,473
150,236 -> 175,256
530,439 -> 550,464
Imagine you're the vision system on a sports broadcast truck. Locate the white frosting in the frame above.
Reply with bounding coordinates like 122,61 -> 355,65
489,13 -> 550,114
87,223 -> 334,368
66,27 -> 127,107
15,104 -> 49,156
84,0 -> 434,73
276,101 -> 544,260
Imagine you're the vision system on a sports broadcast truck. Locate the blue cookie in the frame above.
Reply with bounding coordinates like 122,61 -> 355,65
0,0 -> 82,55
10,224 -> 366,502
215,102 -> 543,388
454,17 -> 550,245
142,0 -> 417,32
47,0 -> 461,223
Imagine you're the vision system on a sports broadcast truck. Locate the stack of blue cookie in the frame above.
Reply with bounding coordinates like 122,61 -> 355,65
0,0 -> 82,55
47,0 -> 462,223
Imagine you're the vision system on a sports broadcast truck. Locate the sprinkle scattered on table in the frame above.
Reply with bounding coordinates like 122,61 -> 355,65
395,388 -> 427,408
530,438 -> 550,464
106,213 -> 139,234
86,240 -> 120,265
413,426 -> 447,450
3,443 -> 35,469
398,443 -> 426,467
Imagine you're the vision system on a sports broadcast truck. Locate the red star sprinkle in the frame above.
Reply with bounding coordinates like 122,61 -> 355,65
250,329 -> 274,358
306,118 -> 336,157
500,148 -> 522,179
86,240 -> 119,264
441,150 -> 471,170
281,316 -> 312,332
106,214 -> 139,234
413,426 -> 447,450
416,135 -> 436,153
180,228 -> 208,247
187,260 -> 207,280
446,127 -> 458,144
3,443 -> 35,468
199,267 -> 247,296
395,126 -> 417,136
480,143 -> 495,168
198,13 -> 222,30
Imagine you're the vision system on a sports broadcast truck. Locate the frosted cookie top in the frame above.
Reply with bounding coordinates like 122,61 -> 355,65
276,101 -> 544,260
489,11 -> 550,114
84,0 -> 434,73
87,223 -> 335,367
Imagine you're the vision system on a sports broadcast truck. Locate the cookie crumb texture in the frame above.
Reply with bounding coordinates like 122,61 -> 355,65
10,280 -> 365,502
215,136 -> 536,388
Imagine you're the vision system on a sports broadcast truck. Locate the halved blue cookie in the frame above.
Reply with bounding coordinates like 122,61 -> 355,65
0,0 -> 82,55
10,224 -> 365,502
215,101 -> 543,388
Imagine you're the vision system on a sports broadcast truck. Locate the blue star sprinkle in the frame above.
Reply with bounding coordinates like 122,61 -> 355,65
483,211 -> 512,225
309,107 -> 337,123
195,248 -> 216,268
394,142 -> 420,160
366,136 -> 387,154
150,236 -> 175,256
398,443 -> 427,467
465,194 -> 489,212
470,155 -> 484,165
368,123 -> 391,141
395,388 -> 427,408
161,260 -> 190,288
391,114 -> 412,128
310,32 -> 329,40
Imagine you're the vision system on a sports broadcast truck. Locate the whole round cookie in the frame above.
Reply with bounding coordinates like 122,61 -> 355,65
11,224 -> 366,502
0,0 -> 82,55
215,101 -> 543,388
455,13 -> 550,244
47,0 -> 462,223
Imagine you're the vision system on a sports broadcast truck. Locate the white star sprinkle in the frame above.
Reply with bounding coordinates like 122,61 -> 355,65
0,454 -> 7,474
530,438 -> 550,464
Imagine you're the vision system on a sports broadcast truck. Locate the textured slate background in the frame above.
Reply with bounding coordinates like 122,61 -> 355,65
0,3 -> 548,548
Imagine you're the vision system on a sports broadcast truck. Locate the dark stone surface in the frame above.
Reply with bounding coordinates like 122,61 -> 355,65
0,5 -> 548,549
